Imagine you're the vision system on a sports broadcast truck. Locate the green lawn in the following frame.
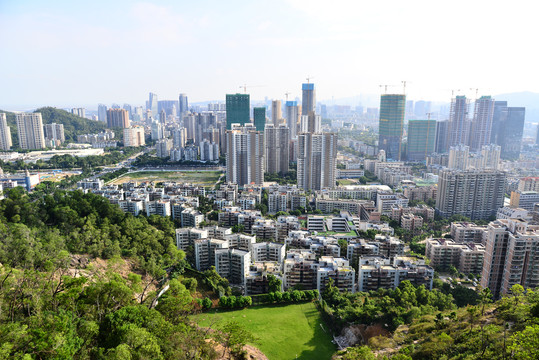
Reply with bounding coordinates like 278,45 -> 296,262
193,302 -> 336,360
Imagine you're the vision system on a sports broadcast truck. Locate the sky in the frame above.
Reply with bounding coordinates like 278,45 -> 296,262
1,0 -> 539,110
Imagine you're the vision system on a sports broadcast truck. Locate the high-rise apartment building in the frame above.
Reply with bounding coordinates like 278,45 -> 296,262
265,124 -> 289,175
285,101 -> 300,139
173,127 -> 186,148
44,123 -> 65,144
71,108 -> 86,118
271,100 -> 282,125
436,169 -> 506,220
253,107 -> 266,132
469,96 -> 495,151
226,124 -> 264,186
106,109 -> 130,128
480,144 -> 501,170
97,104 -> 107,122
226,94 -> 250,130
123,126 -> 145,147
301,83 -> 316,116
16,113 -> 45,150
407,119 -> 436,161
179,93 -> 188,119
481,219 -> 539,298
297,132 -> 337,191
378,94 -> 406,160
0,113 -> 12,150
300,112 -> 321,134
448,145 -> 470,170
448,95 -> 470,148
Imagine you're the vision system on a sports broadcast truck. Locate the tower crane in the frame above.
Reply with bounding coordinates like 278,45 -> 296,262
239,84 -> 265,94
469,88 -> 479,99
285,92 -> 291,101
306,76 -> 314,84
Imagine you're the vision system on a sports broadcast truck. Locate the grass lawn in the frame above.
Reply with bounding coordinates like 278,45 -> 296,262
112,170 -> 223,186
193,302 -> 336,360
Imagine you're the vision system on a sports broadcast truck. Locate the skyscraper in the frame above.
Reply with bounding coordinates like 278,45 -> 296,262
407,119 -> 436,161
160,110 -> 167,125
301,83 -> 316,116
0,113 -> 12,151
378,94 -> 406,160
285,101 -> 300,139
297,132 -> 337,191
434,120 -> 449,153
469,96 -> 495,151
448,95 -> 470,147
271,100 -> 282,125
106,109 -> 130,128
98,104 -> 107,122
226,124 -> 264,186
179,93 -> 188,119
16,113 -> 45,150
436,169 -> 506,220
265,124 -> 290,175
148,92 -> 158,118
490,101 -> 508,144
498,107 -> 525,160
253,107 -> 266,132
226,94 -> 250,130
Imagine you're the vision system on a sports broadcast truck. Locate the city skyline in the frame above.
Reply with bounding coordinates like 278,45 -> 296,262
2,0 -> 539,108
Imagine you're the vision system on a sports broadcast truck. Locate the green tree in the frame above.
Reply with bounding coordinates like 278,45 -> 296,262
219,321 -> 255,358
509,325 -> 539,360
267,274 -> 282,293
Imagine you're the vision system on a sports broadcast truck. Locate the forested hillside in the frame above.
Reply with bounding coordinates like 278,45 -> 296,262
0,189 -> 219,359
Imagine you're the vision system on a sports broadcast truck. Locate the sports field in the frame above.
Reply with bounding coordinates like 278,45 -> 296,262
193,302 -> 336,360
111,170 -> 223,186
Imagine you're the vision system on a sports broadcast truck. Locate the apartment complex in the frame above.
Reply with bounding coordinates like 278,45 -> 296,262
226,124 -> 264,186
0,113 -> 12,150
16,113 -> 46,150
481,219 -> 539,298
436,169 -> 506,220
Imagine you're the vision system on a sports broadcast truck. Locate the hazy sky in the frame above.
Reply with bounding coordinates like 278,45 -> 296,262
1,0 -> 538,109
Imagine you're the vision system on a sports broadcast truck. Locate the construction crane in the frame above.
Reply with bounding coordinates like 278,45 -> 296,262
284,92 -> 291,101
379,84 -> 392,94
401,80 -> 407,95
451,89 -> 462,97
469,88 -> 479,99
426,112 -> 434,120
239,84 -> 265,94
306,76 -> 314,84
